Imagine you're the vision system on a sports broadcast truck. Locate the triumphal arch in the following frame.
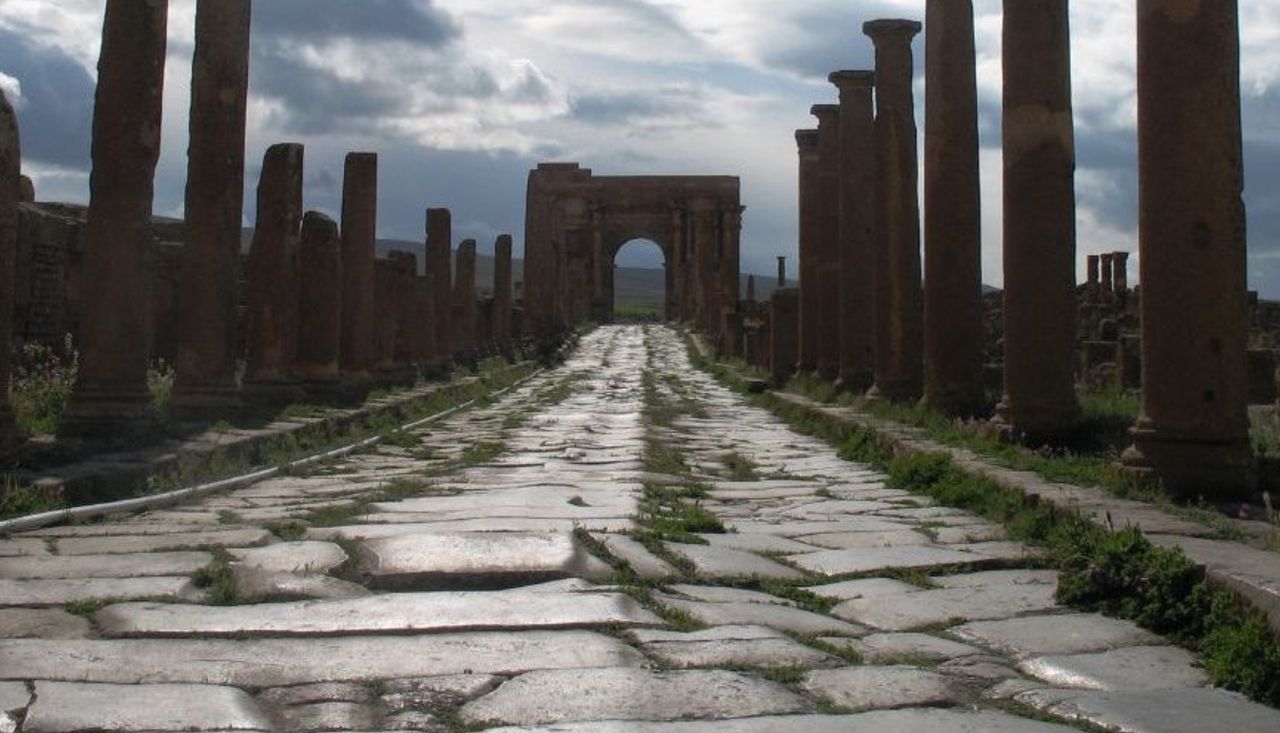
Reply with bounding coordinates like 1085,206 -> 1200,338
523,163 -> 743,350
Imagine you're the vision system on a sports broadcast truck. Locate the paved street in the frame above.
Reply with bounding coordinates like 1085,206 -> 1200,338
3,325 -> 1279,732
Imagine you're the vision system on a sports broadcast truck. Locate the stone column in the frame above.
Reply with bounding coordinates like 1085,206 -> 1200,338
62,0 -> 168,442
777,256 -> 786,288
812,104 -> 841,381
0,90 -> 18,449
992,0 -> 1080,439
670,208 -> 688,320
425,208 -> 453,366
1122,0 -> 1254,496
412,276 -> 435,371
1100,252 -> 1115,295
865,19 -> 925,403
295,212 -> 342,387
746,275 -> 756,303
1113,251 -> 1130,294
922,0 -> 985,416
373,258 -> 397,373
170,0 -> 251,419
390,251 -> 417,371
244,143 -> 304,403
494,234 -> 514,351
770,288 -> 800,386
829,72 -> 877,393
795,129 -> 821,374
453,239 -> 478,361
719,206 -> 743,355
17,175 -> 33,203
1087,255 -> 1100,287
339,152 -> 377,380
690,199 -> 720,334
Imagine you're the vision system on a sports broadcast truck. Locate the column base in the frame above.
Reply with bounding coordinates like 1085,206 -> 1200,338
989,398 -> 1080,445
1122,427 -> 1257,501
866,378 -> 922,404
169,386 -> 244,423
59,389 -> 162,447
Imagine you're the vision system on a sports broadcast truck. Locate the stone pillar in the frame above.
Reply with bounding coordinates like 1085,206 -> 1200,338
453,239 -> 477,361
992,0 -> 1080,439
770,288 -> 800,386
1122,0 -> 1254,497
0,90 -> 18,449
830,71 -> 877,393
169,0 -> 251,418
1087,255 -> 1100,287
339,152 -> 377,380
17,175 -> 32,203
494,234 -> 514,351
719,206 -> 743,355
795,129 -> 821,373
244,143 -> 304,403
412,276 -> 435,371
1113,251 -> 1130,294
1100,252 -> 1115,295
671,208 -> 689,321
372,258 -> 397,373
746,275 -> 756,303
865,19 -> 925,402
811,104 -> 841,381
922,0 -> 985,416
390,251 -> 417,371
425,208 -> 453,365
777,256 -> 786,288
690,199 -> 720,335
62,0 -> 168,442
295,212 -> 342,387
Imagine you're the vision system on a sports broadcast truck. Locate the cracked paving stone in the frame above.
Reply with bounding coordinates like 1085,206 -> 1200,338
590,534 -> 677,579
480,709 -> 1082,732
1015,687 -> 1280,733
953,613 -> 1163,658
53,528 -> 273,555
94,586 -> 660,637
0,631 -> 646,687
356,532 -> 611,590
276,701 -> 378,731
258,682 -> 374,706
23,681 -> 271,733
0,576 -> 195,607
0,551 -> 212,580
786,544 -> 1006,576
1018,645 -> 1209,691
0,608 -> 92,639
457,668 -> 814,726
832,581 -> 1061,631
1,682 -> 29,733
801,666 -> 961,710
837,632 -> 984,663
228,542 -> 348,574
379,674 -> 503,712
630,625 -> 837,669
658,597 -> 867,637
661,542 -> 803,581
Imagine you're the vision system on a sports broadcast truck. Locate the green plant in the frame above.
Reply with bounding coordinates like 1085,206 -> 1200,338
190,549 -> 239,605
721,451 -> 759,482
10,335 -> 77,436
0,476 -> 64,521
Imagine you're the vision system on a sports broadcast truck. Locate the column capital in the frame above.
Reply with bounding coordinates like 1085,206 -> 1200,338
863,18 -> 922,43
810,104 -> 840,125
795,128 -> 820,153
828,70 -> 875,89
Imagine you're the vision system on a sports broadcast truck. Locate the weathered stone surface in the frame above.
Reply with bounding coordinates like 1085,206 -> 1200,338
458,668 -> 813,726
846,632 -> 983,663
0,551 -> 211,580
1016,687 -> 1280,733
833,582 -> 1060,631
953,614 -> 1161,658
357,532 -> 603,590
55,528 -> 272,556
696,532 -> 818,555
258,682 -> 373,707
0,632 -> 646,687
668,585 -> 794,606
24,681 -> 270,733
0,577 -> 194,606
786,545 -> 990,576
229,542 -> 347,575
482,709 -> 1081,732
591,534 -> 676,579
0,682 -> 29,729
663,543 -> 802,581
0,608 -> 91,639
94,588 -> 660,637
795,530 -> 927,550
339,152 -> 377,377
244,143 -> 304,393
801,666 -> 959,710
660,598 -> 865,637
632,625 -> 835,669
380,674 -> 502,712
804,578 -> 922,601
295,211 -> 343,383
1019,645 -> 1208,691
277,701 -> 376,732
931,569 -> 1057,589
229,566 -> 369,602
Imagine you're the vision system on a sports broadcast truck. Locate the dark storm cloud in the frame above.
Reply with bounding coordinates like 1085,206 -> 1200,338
251,46 -> 404,135
0,29 -> 94,170
758,1 -> 916,81
252,0 -> 461,46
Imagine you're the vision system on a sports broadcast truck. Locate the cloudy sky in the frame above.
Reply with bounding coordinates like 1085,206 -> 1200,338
1,0 -> 1277,295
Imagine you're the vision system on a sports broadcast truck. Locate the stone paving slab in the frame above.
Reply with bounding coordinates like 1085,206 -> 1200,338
695,532 -> 819,555
786,545 -> 998,576
53,528 -> 273,556
591,533 -> 677,579
1015,686 -> 1280,733
662,542 -> 803,581
0,608 -> 91,639
0,576 -> 195,607
0,551 -> 212,580
953,613 -> 1163,658
24,681 -> 271,732
630,625 -> 836,669
481,709 -> 1083,732
0,632 -> 646,687
228,542 -> 347,575
803,578 -> 923,601
795,530 -> 933,550
659,597 -> 867,637
357,532 -> 609,589
95,587 -> 660,637
1018,645 -> 1208,691
832,582 -> 1061,631
801,666 -> 961,711
841,632 -> 984,663
457,668 -> 814,726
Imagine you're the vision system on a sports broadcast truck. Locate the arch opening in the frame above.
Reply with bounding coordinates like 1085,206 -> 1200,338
608,238 -> 668,323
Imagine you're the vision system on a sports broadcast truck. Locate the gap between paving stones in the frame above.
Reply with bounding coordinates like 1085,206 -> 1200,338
0,357 -> 556,536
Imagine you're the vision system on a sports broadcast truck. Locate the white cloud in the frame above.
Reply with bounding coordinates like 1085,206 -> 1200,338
0,72 -> 20,106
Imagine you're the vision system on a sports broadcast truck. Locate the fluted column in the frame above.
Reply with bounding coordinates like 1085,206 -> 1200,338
829,71 -> 877,393
62,0 -> 168,442
339,152 -> 377,380
244,143 -> 304,403
865,19 -> 924,402
992,0 -> 1080,439
812,104 -> 841,380
1122,0 -> 1254,496
0,90 -> 18,449
923,0 -> 985,416
795,129 -> 821,374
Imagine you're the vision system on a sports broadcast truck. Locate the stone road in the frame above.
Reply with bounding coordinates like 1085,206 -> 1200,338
3,325 -> 1280,732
